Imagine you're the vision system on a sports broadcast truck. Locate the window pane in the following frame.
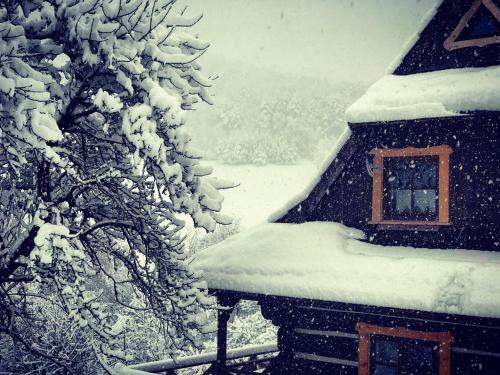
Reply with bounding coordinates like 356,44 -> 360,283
406,346 -> 434,372
372,337 -> 399,366
370,335 -> 439,375
405,340 -> 438,375
393,190 -> 412,214
383,156 -> 439,221
387,162 -> 412,189
414,189 -> 436,214
413,161 -> 437,189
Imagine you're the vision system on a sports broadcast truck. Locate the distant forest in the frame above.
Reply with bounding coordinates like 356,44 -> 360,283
188,64 -> 365,164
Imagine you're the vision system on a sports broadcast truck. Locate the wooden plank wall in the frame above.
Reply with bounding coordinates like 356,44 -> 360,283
311,114 -> 499,251
261,299 -> 500,374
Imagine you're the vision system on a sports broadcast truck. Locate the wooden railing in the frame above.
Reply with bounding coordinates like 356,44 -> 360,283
118,343 -> 278,375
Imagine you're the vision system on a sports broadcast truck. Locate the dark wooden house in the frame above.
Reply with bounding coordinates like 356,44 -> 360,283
194,1 -> 500,374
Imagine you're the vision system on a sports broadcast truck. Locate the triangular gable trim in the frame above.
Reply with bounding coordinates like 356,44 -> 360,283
444,0 -> 500,51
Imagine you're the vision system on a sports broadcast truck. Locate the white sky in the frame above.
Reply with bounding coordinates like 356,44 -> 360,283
189,0 -> 439,84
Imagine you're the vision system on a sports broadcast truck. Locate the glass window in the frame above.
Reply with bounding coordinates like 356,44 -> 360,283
371,336 -> 400,374
383,156 -> 438,221
370,335 -> 439,375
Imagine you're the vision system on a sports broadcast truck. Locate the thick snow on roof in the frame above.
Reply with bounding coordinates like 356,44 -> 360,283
193,222 -> 500,319
209,162 -> 319,228
346,66 -> 500,124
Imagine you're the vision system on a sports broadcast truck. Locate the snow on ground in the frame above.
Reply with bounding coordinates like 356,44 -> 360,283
346,66 -> 500,123
193,222 -> 500,319
209,161 -> 319,228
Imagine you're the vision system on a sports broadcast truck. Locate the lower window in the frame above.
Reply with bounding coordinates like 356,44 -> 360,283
356,323 -> 453,375
371,335 -> 438,375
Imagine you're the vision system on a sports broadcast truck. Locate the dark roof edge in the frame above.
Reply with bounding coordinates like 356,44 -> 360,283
348,111 -> 499,128
211,288 -> 500,327
276,132 -> 359,223
387,0 -> 445,75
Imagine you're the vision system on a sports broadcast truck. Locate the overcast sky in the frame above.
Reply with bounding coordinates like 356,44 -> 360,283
189,0 -> 439,85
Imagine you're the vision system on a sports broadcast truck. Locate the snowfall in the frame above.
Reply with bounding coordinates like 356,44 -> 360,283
193,221 -> 500,319
208,161 -> 319,228
346,65 -> 500,123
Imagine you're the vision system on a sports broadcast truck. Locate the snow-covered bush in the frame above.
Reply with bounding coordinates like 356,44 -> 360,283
227,300 -> 277,349
0,286 -> 195,375
0,0 -> 231,370
0,297 -> 99,375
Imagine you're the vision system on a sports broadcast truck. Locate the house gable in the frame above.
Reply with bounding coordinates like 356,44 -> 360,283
313,114 -> 499,250
275,0 -> 500,227
395,0 -> 500,75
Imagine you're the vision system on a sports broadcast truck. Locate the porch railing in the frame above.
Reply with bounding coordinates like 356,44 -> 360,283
118,343 -> 278,375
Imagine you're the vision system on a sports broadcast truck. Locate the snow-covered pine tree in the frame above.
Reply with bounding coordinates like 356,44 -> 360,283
0,0 -> 229,370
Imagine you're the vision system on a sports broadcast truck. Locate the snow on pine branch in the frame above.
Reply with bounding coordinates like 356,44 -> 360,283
0,0 -> 227,370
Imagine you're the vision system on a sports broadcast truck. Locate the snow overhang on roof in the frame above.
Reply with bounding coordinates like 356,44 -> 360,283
192,222 -> 500,319
346,66 -> 500,124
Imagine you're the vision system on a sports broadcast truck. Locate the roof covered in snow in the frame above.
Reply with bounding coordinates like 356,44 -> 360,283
346,66 -> 500,124
193,222 -> 500,319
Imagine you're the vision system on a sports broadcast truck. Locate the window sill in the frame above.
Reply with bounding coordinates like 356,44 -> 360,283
368,220 -> 451,231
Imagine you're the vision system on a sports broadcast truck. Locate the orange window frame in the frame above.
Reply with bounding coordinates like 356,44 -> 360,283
356,323 -> 454,375
369,145 -> 452,226
443,0 -> 500,51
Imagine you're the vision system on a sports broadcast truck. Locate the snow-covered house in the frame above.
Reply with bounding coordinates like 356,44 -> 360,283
194,1 -> 500,374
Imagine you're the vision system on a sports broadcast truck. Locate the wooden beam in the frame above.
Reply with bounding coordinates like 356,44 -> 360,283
443,0 -> 500,51
371,153 -> 383,222
210,288 -> 500,330
438,151 -> 451,224
215,294 -> 239,373
370,144 -> 452,158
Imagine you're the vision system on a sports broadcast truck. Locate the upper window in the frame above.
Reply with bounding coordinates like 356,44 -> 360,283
443,0 -> 500,51
383,156 -> 438,222
356,323 -> 454,375
370,145 -> 452,226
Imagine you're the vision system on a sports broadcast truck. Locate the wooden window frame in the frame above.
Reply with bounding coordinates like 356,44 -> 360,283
356,323 -> 454,375
369,145 -> 452,226
443,0 -> 500,51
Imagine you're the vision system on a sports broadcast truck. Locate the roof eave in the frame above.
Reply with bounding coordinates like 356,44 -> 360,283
348,110 -> 499,128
